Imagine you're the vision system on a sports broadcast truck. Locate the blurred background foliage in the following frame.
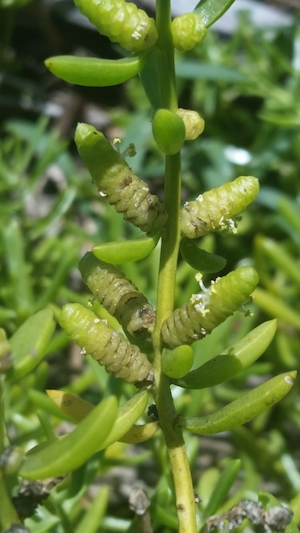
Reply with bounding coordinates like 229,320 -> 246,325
1,1 -> 300,532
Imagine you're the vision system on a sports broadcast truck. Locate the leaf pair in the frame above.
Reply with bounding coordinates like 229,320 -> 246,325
20,389 -> 153,480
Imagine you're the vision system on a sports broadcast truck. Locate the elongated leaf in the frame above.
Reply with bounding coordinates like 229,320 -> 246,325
259,492 -> 294,532
176,61 -> 247,83
7,309 -> 56,381
75,486 -> 109,533
46,389 -> 150,447
254,288 -> 300,330
139,49 -> 162,110
194,0 -> 236,28
180,237 -> 226,273
180,371 -> 296,435
202,460 -> 241,520
20,396 -> 118,480
2,219 -> 33,314
45,55 -> 147,87
173,320 -> 277,389
92,231 -> 160,264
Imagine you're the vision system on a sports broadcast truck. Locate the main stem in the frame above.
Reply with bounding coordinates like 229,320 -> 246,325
152,2 -> 197,532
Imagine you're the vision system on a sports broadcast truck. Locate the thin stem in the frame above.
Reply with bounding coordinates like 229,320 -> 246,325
0,380 -> 22,530
154,153 -> 181,338
155,0 -> 177,110
151,1 -> 197,532
155,374 -> 197,533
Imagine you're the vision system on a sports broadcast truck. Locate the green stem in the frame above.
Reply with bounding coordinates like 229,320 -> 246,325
0,381 -> 22,529
155,0 -> 177,110
155,373 -> 197,533
152,2 -> 197,532
154,153 -> 181,334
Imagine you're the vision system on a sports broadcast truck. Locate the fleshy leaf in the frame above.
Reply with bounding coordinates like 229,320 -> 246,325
20,396 -> 118,480
47,389 -> 152,446
180,371 -> 296,435
7,309 -> 56,381
92,231 -> 160,264
45,54 -> 147,87
194,0 -> 236,28
173,320 -> 277,389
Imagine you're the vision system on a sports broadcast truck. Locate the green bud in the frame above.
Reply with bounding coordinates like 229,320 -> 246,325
162,345 -> 194,379
176,108 -> 205,140
171,13 -> 207,51
152,109 -> 186,155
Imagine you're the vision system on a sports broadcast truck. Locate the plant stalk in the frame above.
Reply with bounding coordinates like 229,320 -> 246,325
152,1 -> 197,531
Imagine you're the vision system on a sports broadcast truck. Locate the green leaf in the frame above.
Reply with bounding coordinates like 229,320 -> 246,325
180,371 -> 296,434
139,49 -> 162,110
259,491 -> 284,509
255,235 -> 300,289
286,523 -> 300,533
7,308 -> 56,381
202,460 -> 241,520
75,486 -> 109,533
47,388 -> 150,448
19,396 -> 118,480
180,237 -> 226,273
254,288 -> 300,330
176,60 -> 247,83
45,54 -> 147,87
87,389 -> 150,448
194,0 -> 236,28
2,218 -> 33,316
92,231 -> 161,264
173,320 -> 277,389
259,492 -> 295,532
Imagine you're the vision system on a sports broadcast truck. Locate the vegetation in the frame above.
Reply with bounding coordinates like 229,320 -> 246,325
0,1 -> 300,532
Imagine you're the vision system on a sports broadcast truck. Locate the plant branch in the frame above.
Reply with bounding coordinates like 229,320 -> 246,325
152,2 -> 197,532
155,0 -> 177,111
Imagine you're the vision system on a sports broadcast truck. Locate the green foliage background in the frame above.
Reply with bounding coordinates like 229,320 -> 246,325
1,6 -> 300,532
